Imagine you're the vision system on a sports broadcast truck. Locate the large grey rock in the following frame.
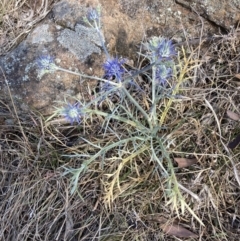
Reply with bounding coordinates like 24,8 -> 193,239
57,24 -> 102,60
0,2 -> 104,114
176,0 -> 240,30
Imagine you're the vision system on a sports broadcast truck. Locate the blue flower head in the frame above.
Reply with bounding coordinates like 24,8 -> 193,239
103,57 -> 126,81
155,64 -> 172,85
60,103 -> 83,125
148,37 -> 176,62
87,7 -> 100,22
37,55 -> 58,78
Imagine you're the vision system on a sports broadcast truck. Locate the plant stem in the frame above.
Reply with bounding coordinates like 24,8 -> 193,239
56,67 -> 116,84
87,108 -> 146,130
122,87 -> 152,129
151,65 -> 157,127
94,22 -> 110,59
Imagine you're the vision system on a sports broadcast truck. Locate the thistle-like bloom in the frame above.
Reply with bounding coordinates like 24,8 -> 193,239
103,57 -> 126,81
155,65 -> 172,85
60,103 -> 83,125
87,7 -> 100,22
37,55 -> 58,77
148,37 -> 176,62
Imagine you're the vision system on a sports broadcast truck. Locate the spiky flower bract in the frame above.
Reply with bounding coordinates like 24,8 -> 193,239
60,103 -> 83,125
37,55 -> 58,78
103,57 -> 126,82
148,37 -> 176,62
155,64 -> 172,85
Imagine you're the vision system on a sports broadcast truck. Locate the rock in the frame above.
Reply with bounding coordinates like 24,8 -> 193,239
52,0 -> 86,29
0,2 -> 104,114
0,0 -> 219,114
176,0 -> 240,30
57,24 -> 102,61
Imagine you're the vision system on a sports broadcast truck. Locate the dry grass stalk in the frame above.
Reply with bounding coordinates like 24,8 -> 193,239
0,0 -> 57,55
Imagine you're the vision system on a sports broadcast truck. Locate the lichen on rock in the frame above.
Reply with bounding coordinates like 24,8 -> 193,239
57,24 -> 102,61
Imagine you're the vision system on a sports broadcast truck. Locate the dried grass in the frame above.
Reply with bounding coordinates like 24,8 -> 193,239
0,0 -> 57,55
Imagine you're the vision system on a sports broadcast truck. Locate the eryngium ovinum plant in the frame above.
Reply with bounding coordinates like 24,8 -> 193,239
43,7 -> 203,225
